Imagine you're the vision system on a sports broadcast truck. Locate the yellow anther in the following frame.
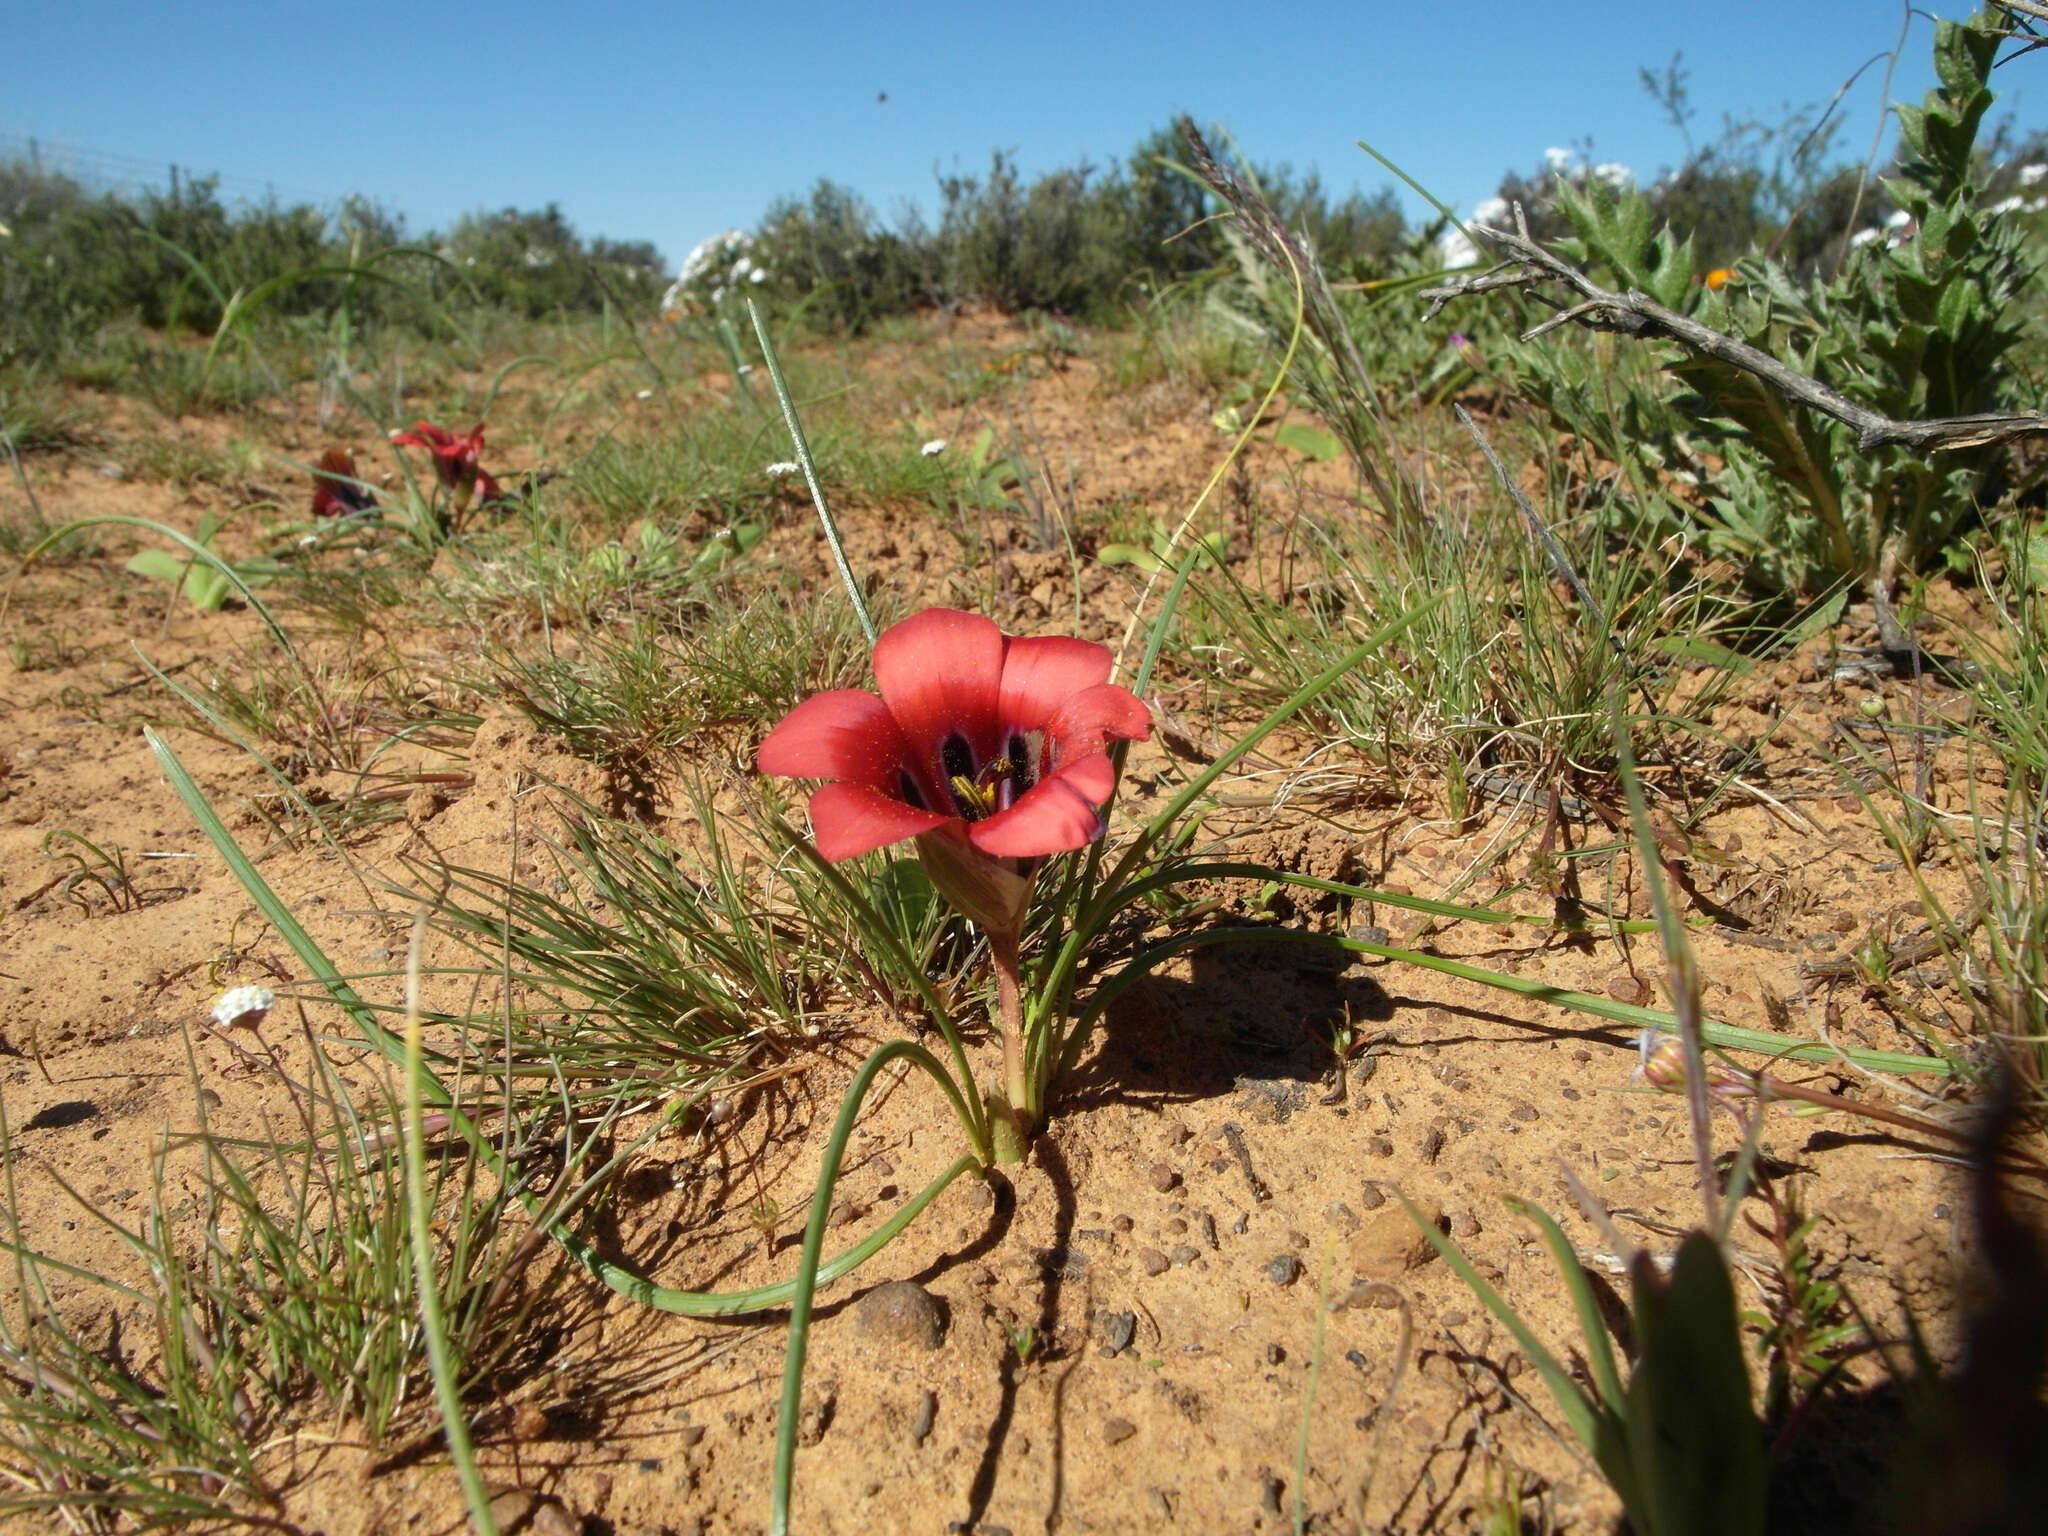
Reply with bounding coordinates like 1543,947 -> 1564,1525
951,775 -> 998,818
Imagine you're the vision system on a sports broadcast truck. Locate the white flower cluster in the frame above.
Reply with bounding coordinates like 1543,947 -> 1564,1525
764,461 -> 800,478
662,230 -> 772,311
212,984 -> 276,1030
920,438 -> 948,457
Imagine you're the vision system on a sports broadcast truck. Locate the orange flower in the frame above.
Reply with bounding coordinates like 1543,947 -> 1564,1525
1704,267 -> 1738,291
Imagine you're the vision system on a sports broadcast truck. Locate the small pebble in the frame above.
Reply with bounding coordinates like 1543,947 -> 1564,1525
1147,1163 -> 1180,1193
1096,1310 -> 1136,1353
1265,1342 -> 1285,1366
1449,1212 -> 1480,1238
1265,1254 -> 1303,1286
1441,1309 -> 1468,1328
1231,1212 -> 1250,1236
1169,1244 -> 1200,1267
1165,1123 -> 1192,1147
487,1490 -> 537,1531
1606,973 -> 1652,1005
911,1389 -> 937,1445
1357,1184 -> 1386,1211
1102,1416 -> 1137,1445
1508,1101 -> 1538,1123
1367,1136 -> 1394,1158
853,1281 -> 947,1351
1111,1213 -> 1133,1233
1139,1248 -> 1170,1276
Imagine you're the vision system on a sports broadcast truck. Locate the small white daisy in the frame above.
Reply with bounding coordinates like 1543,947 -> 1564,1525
920,439 -> 948,457
765,461 -> 800,478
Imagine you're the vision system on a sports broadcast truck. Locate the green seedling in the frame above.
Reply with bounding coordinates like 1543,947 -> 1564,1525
124,510 -> 286,614
1408,1197 -> 1766,1536
1098,518 -> 1227,573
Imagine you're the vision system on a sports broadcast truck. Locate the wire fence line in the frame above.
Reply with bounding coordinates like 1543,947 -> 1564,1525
0,132 -> 334,209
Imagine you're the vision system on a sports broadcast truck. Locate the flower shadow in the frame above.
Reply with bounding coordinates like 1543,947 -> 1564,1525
1062,930 -> 1398,1115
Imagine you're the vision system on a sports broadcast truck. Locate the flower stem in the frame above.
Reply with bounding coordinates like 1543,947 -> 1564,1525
989,926 -> 1033,1163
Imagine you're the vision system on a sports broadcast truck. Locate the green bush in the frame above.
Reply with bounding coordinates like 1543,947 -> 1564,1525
1488,9 -> 2036,599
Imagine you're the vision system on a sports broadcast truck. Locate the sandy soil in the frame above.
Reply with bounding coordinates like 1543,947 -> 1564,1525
0,316 -> 2009,1535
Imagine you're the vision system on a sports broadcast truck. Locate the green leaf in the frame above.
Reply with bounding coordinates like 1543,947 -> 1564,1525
182,566 -> 234,612
1097,542 -> 1167,572
1652,635 -> 1755,671
2021,534 -> 2048,592
124,549 -> 190,585
1274,420 -> 1342,461
1625,1236 -> 1766,1536
691,520 -> 765,574
1935,272 -> 1976,334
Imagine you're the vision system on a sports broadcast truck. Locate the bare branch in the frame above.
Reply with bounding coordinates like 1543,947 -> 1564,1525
1420,222 -> 2048,454
1991,0 -> 2048,25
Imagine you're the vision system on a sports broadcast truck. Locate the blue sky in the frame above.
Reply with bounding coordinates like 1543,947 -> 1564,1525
8,2 -> 2041,271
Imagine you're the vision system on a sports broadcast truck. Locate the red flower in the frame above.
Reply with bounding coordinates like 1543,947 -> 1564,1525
310,447 -> 377,519
389,420 -> 502,509
759,610 -> 1150,919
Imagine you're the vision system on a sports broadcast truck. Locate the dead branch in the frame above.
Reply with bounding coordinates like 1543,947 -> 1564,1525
1419,214 -> 2048,455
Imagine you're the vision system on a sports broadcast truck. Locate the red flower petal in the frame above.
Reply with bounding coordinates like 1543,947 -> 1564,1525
969,763 -> 1108,857
1044,683 -> 1152,761
757,690 -> 911,790
1048,750 -> 1117,804
998,636 -> 1112,730
391,421 -> 455,450
873,609 -> 1005,770
806,782 -> 953,861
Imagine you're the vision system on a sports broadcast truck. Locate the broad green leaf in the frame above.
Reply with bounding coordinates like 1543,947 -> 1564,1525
1625,1236 -> 1766,1536
1273,420 -> 1342,461
124,549 -> 192,585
